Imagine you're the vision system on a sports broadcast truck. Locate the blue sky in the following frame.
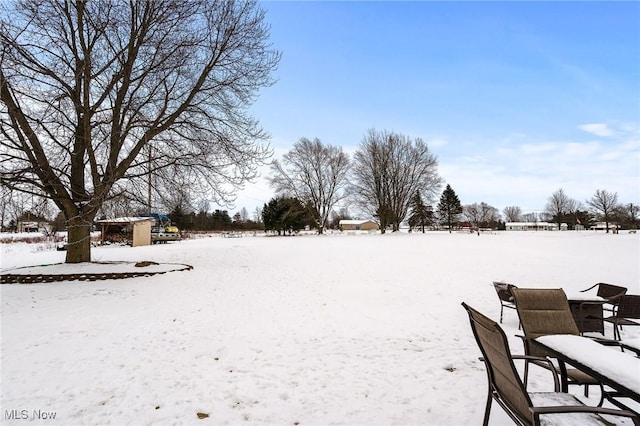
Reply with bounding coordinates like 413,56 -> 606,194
224,1 -> 639,217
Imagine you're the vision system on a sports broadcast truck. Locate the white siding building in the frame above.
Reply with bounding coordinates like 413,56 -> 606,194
505,221 -> 554,231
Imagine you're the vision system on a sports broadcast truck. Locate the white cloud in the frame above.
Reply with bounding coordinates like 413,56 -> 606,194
520,143 -> 557,155
438,132 -> 640,212
562,141 -> 600,157
230,126 -> 640,216
578,123 -> 614,137
428,137 -> 448,148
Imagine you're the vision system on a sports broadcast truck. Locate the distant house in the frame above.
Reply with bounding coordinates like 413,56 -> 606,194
339,219 -> 379,231
505,221 -> 553,231
16,212 -> 52,234
17,220 -> 52,234
592,222 -> 618,232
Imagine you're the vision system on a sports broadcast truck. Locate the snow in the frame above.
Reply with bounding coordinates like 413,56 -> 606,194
1,231 -> 639,425
536,334 -> 640,394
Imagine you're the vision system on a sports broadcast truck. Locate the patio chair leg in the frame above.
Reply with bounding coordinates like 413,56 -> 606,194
596,384 -> 604,407
499,306 -> 504,323
523,360 -> 530,389
483,392 -> 493,426
584,384 -> 589,398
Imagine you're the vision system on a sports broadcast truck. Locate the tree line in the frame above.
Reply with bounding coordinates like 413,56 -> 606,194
264,130 -> 441,235
261,133 -> 639,235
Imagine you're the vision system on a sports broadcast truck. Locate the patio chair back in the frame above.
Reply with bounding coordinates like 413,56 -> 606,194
494,281 -> 517,303
512,288 -> 579,351
510,288 -> 605,401
595,283 -> 627,302
493,281 -> 518,324
605,294 -> 640,340
618,295 -> 640,319
462,302 -> 533,425
581,283 -> 627,313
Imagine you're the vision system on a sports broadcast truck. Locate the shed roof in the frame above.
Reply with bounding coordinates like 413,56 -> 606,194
96,217 -> 151,224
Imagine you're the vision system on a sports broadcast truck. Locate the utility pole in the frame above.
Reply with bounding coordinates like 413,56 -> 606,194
147,143 -> 152,215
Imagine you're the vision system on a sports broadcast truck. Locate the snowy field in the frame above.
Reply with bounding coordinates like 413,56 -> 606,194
1,231 -> 639,425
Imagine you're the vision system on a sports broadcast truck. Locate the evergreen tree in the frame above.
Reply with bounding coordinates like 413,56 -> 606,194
437,184 -> 463,233
211,210 -> 232,230
168,205 -> 188,231
262,197 -> 307,235
408,191 -> 434,233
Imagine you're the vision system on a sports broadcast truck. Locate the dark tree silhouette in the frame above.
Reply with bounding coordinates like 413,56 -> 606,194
262,197 -> 307,236
437,184 -> 462,233
408,191 -> 434,233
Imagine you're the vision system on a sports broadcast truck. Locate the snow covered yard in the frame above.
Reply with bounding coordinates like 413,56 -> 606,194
1,231 -> 639,425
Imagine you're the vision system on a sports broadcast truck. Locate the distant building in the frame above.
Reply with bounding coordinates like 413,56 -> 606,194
592,222 -> 618,232
339,219 -> 379,231
16,220 -> 52,233
505,222 -> 553,231
96,217 -> 152,247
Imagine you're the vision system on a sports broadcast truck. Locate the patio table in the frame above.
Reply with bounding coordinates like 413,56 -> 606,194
534,334 -> 640,414
566,294 -> 605,335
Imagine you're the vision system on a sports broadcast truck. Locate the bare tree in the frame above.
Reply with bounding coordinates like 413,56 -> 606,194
1,0 -> 280,262
98,191 -> 144,220
615,203 -> 639,230
2,190 -> 30,231
545,188 -> 576,230
269,137 -> 350,234
464,202 -> 500,235
239,207 -> 249,222
253,206 -> 263,224
587,189 -> 619,233
503,206 -> 522,223
351,129 -> 441,233
30,196 -> 55,222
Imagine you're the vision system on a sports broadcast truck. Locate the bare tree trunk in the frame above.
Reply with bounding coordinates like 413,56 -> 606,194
66,215 -> 93,263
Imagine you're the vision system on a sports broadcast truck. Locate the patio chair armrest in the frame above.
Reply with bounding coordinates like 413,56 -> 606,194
580,284 -> 599,293
511,355 -> 560,391
515,334 -> 527,345
512,354 -> 551,362
531,405 -> 640,425
588,336 -> 622,348
515,334 -> 534,351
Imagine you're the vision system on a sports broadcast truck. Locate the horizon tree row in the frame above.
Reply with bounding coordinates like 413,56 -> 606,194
267,129 -> 442,234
